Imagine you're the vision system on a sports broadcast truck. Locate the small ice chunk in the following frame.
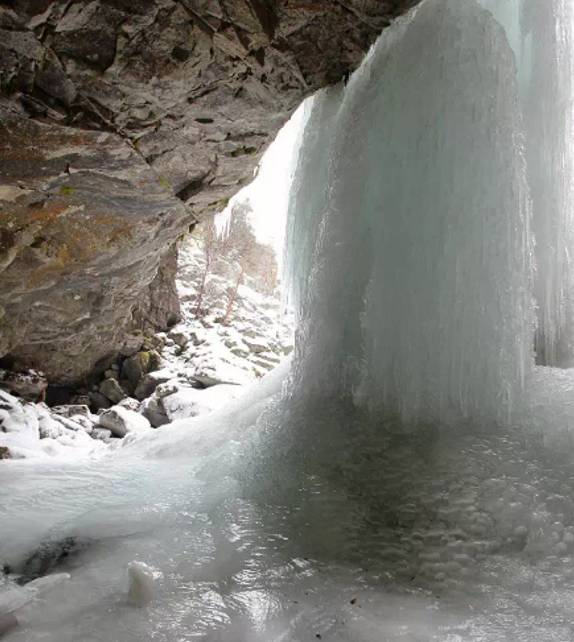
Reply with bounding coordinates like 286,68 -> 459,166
126,561 -> 160,607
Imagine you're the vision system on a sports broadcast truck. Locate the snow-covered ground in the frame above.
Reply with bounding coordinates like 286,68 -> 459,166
168,234 -> 293,387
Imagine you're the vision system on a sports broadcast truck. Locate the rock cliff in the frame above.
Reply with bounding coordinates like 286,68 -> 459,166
0,0 -> 416,383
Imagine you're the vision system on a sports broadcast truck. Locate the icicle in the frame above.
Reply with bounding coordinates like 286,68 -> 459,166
213,206 -> 233,241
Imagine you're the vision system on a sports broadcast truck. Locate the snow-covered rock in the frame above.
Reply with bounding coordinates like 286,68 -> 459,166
161,384 -> 241,422
141,396 -> 170,428
154,380 -> 180,399
51,405 -> 91,418
98,406 -> 151,438
134,369 -> 175,401
0,369 -> 47,401
117,397 -> 141,412
0,390 -> 41,456
167,330 -> 188,348
91,428 -> 113,441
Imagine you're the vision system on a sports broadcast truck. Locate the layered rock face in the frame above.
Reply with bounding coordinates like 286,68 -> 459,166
0,0 -> 416,383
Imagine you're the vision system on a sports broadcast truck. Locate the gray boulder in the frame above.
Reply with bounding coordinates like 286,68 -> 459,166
88,391 -> 112,412
141,397 -> 169,428
99,378 -> 126,404
120,351 -> 161,395
134,369 -> 175,401
98,406 -> 151,438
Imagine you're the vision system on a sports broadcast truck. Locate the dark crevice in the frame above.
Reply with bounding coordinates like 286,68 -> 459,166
14,537 -> 91,585
175,176 -> 206,202
246,0 -> 278,40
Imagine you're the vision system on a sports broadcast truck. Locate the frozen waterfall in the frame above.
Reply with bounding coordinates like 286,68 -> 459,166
286,0 -> 534,427
5,0 -> 574,640
480,0 -> 574,367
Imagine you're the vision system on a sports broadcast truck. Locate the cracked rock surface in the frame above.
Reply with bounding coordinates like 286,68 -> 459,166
0,0 -> 416,383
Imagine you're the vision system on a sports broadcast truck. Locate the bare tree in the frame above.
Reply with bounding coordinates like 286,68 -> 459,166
194,221 -> 217,317
192,199 -> 280,323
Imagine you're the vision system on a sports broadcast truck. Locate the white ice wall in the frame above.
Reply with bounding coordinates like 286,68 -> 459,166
285,0 -> 535,426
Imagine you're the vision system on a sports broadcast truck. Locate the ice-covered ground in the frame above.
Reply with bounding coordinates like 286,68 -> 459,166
3,364 -> 574,641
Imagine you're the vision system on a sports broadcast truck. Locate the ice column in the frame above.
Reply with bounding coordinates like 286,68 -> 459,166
285,0 -> 534,426
480,0 -> 574,366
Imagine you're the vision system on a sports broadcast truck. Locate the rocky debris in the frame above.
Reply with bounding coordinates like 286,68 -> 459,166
138,378 -> 241,426
51,405 -> 91,418
154,381 -> 180,400
134,369 -> 175,401
242,338 -> 268,354
16,537 -> 84,584
0,446 -> 11,460
120,351 -> 161,395
141,396 -> 169,428
97,407 -> 151,438
0,369 -> 47,402
0,388 -> 105,459
167,331 -> 188,349
70,394 -> 91,407
88,391 -> 112,412
191,374 -> 236,389
117,397 -> 141,413
98,378 -> 126,405
0,0 -> 416,384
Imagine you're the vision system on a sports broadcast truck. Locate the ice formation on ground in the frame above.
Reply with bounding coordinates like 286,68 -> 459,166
4,0 -> 574,641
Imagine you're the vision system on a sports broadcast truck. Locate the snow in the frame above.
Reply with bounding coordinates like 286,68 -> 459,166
170,233 -> 292,386
0,391 -> 106,461
98,407 -> 151,438
160,384 -> 241,422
